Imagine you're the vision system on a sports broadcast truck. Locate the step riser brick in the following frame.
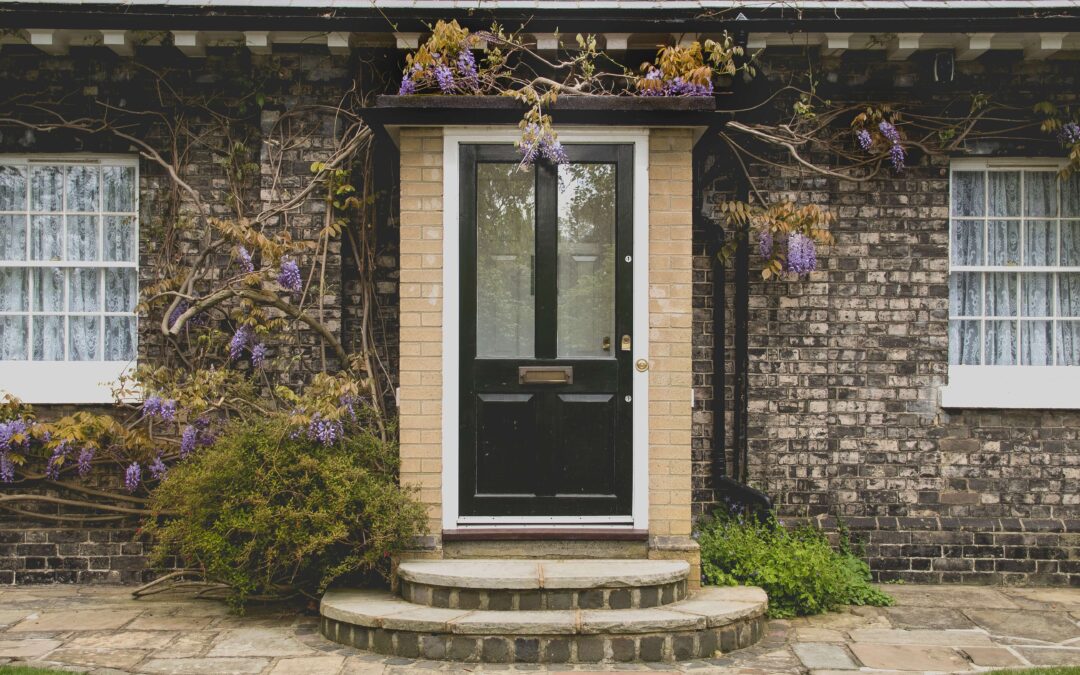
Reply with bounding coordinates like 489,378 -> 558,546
400,579 -> 689,610
320,614 -> 766,663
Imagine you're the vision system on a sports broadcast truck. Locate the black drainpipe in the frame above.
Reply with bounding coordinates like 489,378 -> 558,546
695,129 -> 772,521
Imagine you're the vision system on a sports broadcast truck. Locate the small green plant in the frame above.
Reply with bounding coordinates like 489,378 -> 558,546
698,512 -> 893,618
145,413 -> 427,610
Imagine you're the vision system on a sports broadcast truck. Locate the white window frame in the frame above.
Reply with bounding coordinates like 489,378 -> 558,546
942,157 -> 1080,409
441,127 -> 650,530
0,154 -> 138,404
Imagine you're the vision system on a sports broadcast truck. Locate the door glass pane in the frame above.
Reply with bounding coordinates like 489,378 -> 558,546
557,163 -> 616,358
476,163 -> 535,358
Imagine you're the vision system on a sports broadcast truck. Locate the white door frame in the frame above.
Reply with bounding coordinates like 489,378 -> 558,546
441,126 -> 651,530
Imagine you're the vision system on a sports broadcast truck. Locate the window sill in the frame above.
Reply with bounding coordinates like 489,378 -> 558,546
942,365 -> 1080,409
0,362 -> 133,404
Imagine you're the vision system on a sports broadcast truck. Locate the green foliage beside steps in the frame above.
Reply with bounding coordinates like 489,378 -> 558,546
698,512 -> 894,618
145,416 -> 427,611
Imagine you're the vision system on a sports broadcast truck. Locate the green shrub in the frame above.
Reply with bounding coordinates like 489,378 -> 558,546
145,416 -> 427,610
698,513 -> 893,618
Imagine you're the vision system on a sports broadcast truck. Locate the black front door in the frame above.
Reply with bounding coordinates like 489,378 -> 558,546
460,144 -> 634,518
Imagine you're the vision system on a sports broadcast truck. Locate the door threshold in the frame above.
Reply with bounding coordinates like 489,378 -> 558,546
442,527 -> 649,542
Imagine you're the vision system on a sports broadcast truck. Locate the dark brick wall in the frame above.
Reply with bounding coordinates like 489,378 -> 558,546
693,51 -> 1080,584
0,45 -> 402,584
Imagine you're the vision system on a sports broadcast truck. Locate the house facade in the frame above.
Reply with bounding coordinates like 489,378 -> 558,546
0,0 -> 1079,594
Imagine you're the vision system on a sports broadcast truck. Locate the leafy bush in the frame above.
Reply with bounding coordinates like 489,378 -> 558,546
698,513 -> 893,618
145,414 -> 426,610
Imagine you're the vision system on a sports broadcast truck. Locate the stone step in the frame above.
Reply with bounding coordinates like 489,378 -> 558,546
397,558 -> 691,610
319,585 -> 768,663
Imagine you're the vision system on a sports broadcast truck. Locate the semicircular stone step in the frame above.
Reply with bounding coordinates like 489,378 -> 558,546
397,558 -> 691,610
320,585 -> 768,663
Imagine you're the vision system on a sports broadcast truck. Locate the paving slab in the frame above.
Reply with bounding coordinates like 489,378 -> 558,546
0,638 -> 63,658
138,657 -> 271,674
207,628 -> 315,658
1007,588 -> 1080,610
792,642 -> 858,670
963,608 -> 1080,642
9,609 -> 143,632
0,611 -> 33,628
848,643 -> 972,671
848,628 -> 994,647
882,585 -> 1019,610
152,632 -> 217,659
961,646 -> 1026,667
126,612 -> 217,632
1014,646 -> 1080,666
794,628 -> 846,642
68,631 -> 177,650
45,647 -> 148,669
269,655 -> 347,674
881,606 -> 976,630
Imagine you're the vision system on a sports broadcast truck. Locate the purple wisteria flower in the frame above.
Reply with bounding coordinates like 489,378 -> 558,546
124,462 -> 141,493
0,452 -> 12,483
666,76 -> 714,97
77,447 -> 94,477
45,442 -> 69,480
397,75 -> 417,96
785,232 -> 817,275
456,48 -> 478,89
142,396 -> 177,422
251,343 -> 268,369
889,143 -> 907,171
434,64 -> 455,93
180,425 -> 198,458
229,325 -> 252,361
758,230 -> 774,259
277,259 -> 302,293
518,123 -> 568,168
0,419 -> 29,451
1059,122 -> 1080,145
306,414 -> 344,447
149,455 -> 168,481
878,120 -> 900,144
856,129 -> 873,152
237,246 -> 255,273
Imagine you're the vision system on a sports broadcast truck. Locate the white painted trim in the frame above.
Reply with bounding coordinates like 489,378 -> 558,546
0,154 -> 139,404
942,366 -> 1080,409
0,361 -> 133,404
457,516 -> 635,525
441,126 -> 651,530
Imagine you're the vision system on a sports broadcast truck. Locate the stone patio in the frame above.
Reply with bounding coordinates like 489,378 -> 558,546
0,584 -> 1077,673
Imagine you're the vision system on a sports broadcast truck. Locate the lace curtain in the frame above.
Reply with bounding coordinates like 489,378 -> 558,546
950,168 -> 1080,366
0,161 -> 137,362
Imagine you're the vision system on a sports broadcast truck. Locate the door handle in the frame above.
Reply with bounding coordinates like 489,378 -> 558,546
602,336 -> 611,351
519,366 -> 574,385
620,335 -> 632,351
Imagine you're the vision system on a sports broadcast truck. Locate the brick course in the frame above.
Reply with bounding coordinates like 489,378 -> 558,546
692,52 -> 1080,584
